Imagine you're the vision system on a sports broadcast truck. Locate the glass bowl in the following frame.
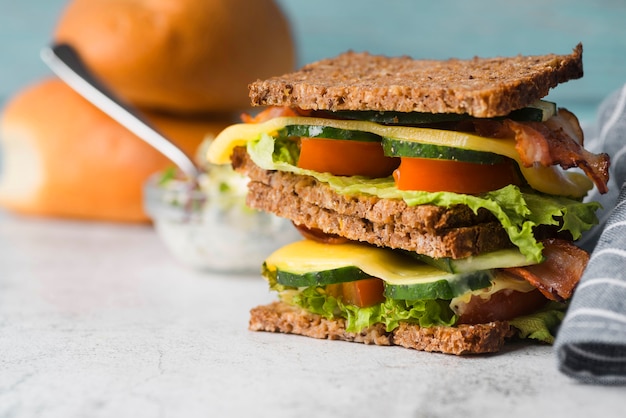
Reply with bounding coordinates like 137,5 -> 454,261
143,164 -> 300,274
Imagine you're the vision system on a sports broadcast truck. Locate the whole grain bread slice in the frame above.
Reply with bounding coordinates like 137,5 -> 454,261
249,44 -> 583,118
232,147 -> 512,259
250,301 -> 516,355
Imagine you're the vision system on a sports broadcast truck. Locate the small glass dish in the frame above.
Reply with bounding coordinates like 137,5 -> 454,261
143,164 -> 300,274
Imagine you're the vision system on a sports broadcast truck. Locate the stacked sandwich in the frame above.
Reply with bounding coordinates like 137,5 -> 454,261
0,0 -> 294,222
207,44 -> 610,355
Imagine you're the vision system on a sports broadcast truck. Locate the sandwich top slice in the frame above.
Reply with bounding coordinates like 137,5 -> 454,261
206,44 -> 610,355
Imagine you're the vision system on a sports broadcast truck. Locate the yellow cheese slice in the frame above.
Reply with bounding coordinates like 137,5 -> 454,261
265,238 -> 536,301
265,239 -> 452,285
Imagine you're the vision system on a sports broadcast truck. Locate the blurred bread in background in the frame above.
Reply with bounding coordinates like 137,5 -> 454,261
0,0 -> 296,222
53,0 -> 296,114
0,78 -> 229,222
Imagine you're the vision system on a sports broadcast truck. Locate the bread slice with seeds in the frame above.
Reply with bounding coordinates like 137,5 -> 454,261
250,301 -> 515,355
248,44 -> 582,117
232,146 -> 512,259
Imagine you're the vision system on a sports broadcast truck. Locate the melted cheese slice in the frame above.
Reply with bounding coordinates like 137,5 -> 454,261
449,271 -> 536,316
265,239 -> 452,285
265,239 -> 534,286
207,116 -> 592,198
266,240 -> 537,307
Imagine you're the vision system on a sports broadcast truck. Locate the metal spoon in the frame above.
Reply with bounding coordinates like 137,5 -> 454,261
40,43 -> 201,180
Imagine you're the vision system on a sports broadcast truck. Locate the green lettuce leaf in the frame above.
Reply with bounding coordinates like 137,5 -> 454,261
248,133 -> 600,263
266,263 -> 566,343
291,286 -> 456,333
286,283 -> 566,343
509,302 -> 567,344
524,194 -> 601,240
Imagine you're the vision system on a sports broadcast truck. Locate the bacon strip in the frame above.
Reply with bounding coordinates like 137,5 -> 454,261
502,238 -> 589,302
473,109 -> 610,194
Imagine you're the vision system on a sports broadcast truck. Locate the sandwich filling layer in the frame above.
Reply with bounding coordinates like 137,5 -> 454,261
210,114 -> 603,263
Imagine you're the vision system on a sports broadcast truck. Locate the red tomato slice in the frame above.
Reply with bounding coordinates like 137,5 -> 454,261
293,223 -> 349,245
297,138 -> 399,178
342,278 -> 386,308
393,157 -> 521,194
241,106 -> 307,123
327,278 -> 386,308
454,288 -> 548,324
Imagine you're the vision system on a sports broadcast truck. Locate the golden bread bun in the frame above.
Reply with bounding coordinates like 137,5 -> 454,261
0,78 -> 230,222
53,0 -> 296,114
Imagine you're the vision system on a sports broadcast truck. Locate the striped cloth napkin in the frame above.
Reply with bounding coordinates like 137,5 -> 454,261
555,83 -> 626,385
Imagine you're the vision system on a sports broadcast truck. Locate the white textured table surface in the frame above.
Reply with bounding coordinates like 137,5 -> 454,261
0,210 -> 623,418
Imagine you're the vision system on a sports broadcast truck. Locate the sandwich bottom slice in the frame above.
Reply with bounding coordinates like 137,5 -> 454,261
250,301 -> 515,355
247,233 -> 587,355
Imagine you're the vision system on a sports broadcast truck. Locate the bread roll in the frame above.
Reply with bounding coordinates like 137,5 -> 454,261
53,0 -> 296,114
0,78 -> 229,222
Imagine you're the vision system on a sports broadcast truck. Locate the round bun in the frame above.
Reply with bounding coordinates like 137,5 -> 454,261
0,78 -> 229,222
53,0 -> 296,114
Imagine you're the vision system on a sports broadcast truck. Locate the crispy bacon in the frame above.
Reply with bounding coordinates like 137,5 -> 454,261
473,109 -> 610,194
502,238 -> 589,302
506,120 -> 554,168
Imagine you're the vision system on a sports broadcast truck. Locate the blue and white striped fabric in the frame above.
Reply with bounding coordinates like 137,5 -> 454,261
555,83 -> 626,385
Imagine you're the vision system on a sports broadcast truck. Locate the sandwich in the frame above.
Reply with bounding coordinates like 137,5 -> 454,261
206,44 -> 610,355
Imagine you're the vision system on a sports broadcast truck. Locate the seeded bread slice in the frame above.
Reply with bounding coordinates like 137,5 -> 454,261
249,301 -> 515,355
231,147 -> 512,259
248,44 -> 583,118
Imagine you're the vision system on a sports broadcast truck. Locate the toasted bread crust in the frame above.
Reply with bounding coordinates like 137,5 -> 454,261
232,147 -> 512,259
249,301 -> 515,355
249,44 -> 583,118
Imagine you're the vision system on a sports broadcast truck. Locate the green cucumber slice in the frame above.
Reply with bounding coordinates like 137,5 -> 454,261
279,124 -> 382,142
279,124 -> 509,164
508,100 -> 557,122
412,248 -> 537,274
324,100 -> 557,125
384,270 -> 495,300
276,266 -> 370,287
381,137 -> 506,163
274,264 -> 495,301
330,110 -> 469,125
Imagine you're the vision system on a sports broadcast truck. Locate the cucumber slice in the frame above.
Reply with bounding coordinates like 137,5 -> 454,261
274,264 -> 495,301
330,110 -> 470,125
508,100 -> 557,122
384,270 -> 495,300
277,266 -> 370,287
412,248 -> 537,274
280,124 -> 509,164
324,100 -> 557,125
279,124 -> 382,142
381,137 -> 506,164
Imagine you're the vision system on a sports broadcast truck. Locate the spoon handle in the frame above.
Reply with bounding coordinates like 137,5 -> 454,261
40,44 -> 200,180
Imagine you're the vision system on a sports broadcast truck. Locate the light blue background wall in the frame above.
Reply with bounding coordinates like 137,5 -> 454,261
277,0 -> 626,123
0,0 -> 624,123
